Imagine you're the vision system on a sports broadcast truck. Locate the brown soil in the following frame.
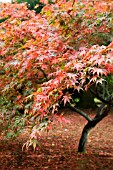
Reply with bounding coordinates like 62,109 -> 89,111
0,108 -> 113,170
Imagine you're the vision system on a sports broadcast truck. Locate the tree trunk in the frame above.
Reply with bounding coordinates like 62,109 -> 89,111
78,123 -> 92,153
78,103 -> 112,153
78,120 -> 97,152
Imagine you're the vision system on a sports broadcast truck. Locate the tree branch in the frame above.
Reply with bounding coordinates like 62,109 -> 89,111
66,104 -> 92,121
90,88 -> 113,105
95,94 -> 113,118
38,67 -> 48,80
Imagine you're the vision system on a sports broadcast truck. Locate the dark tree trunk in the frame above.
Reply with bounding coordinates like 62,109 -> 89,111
78,103 -> 112,153
67,94 -> 113,153
78,123 -> 92,152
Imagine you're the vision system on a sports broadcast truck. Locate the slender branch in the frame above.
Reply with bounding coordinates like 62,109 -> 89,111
93,104 -> 111,122
95,94 -> 113,118
35,67 -> 48,84
72,0 -> 75,7
38,67 -> 48,80
90,88 -> 113,105
66,104 -> 92,121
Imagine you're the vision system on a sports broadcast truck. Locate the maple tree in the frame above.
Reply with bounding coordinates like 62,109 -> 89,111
0,0 -> 113,152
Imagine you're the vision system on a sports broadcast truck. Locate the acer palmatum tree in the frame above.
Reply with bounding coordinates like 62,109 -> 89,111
0,1 -> 113,152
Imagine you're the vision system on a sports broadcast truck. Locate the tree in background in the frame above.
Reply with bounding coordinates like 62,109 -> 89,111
0,0 -> 113,152
12,0 -> 54,13
14,0 -> 44,13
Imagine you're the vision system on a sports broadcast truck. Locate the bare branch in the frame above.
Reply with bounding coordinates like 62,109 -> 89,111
67,104 -> 92,122
95,94 -> 113,118
90,88 -> 113,105
38,67 -> 48,80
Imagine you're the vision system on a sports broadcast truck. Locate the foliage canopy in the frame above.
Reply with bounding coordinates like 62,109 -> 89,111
0,0 -> 113,151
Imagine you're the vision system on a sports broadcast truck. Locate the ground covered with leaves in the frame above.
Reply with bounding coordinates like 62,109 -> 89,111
0,108 -> 113,170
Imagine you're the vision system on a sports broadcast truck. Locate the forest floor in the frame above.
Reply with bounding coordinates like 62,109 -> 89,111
0,108 -> 113,170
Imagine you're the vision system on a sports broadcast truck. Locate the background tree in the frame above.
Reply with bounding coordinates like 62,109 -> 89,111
0,0 -> 113,152
14,0 -> 45,13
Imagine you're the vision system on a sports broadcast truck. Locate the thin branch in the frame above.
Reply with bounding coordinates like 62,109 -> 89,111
72,0 -> 76,7
38,67 -> 48,80
66,103 -> 92,122
89,88 -> 113,105
93,103 -> 111,123
95,94 -> 113,117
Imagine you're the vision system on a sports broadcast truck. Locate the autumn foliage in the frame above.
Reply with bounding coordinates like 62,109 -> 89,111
0,0 -> 113,151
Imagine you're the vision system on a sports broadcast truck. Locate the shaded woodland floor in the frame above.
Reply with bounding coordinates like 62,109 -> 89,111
0,108 -> 113,170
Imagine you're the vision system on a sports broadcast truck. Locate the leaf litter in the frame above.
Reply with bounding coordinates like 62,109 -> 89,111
0,108 -> 113,170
